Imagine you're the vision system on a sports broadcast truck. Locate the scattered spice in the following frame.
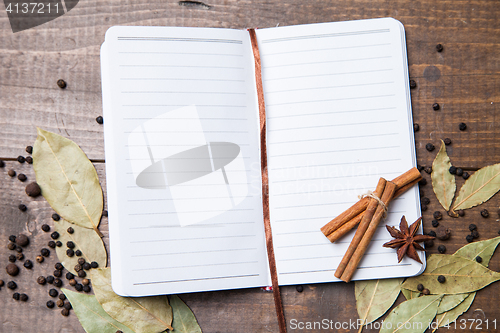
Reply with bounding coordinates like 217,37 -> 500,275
96,116 -> 104,124
52,213 -> 61,221
419,178 -> 427,186
48,241 -> 56,249
422,288 -> 430,295
37,276 -> 46,285
15,246 -> 22,253
8,169 -> 16,177
468,224 -> 477,231
49,289 -> 59,297
56,241 -> 62,247
54,270 -> 62,278
64,302 -> 72,310
82,278 -> 90,286
471,230 -> 479,239
41,224 -> 50,232
66,249 -> 75,257
455,168 -> 463,177
417,284 -> 424,291
53,279 -> 63,288
25,182 -> 41,197
466,234 -> 474,243
436,44 -> 443,52
36,255 -> 44,263
421,204 -> 428,211
16,253 -> 24,261
425,143 -> 435,152
18,204 -> 27,212
431,220 -> 439,227
41,248 -> 50,257
55,263 -> 63,270
436,226 -> 451,240
83,262 -> 91,271
75,250 -> 82,256
476,256 -> 483,263
24,260 -> 33,269
437,245 -> 446,253
432,103 -> 440,111
458,210 -> 465,217
16,234 -> 29,247
77,258 -> 85,265
7,243 -> 16,250
25,156 -> 33,164
78,270 -> 86,278
424,167 -> 432,174
90,261 -> 99,268
462,172 -> 470,179
17,174 -> 27,182
428,231 -> 437,237
57,79 -> 67,89
437,275 -> 446,283
433,211 -> 442,220
59,294 -> 66,301
26,146 -> 33,154
66,272 -> 75,280
20,294 -> 28,302
443,138 -> 452,145
17,156 -> 25,163
61,308 -> 70,316
0,280 -> 4,287
51,232 -> 60,240
13,292 -> 20,300
57,299 -> 65,307
8,235 -> 16,242
83,285 -> 91,293
46,275 -> 54,284
75,283 -> 83,291
7,281 -> 17,290
459,123 -> 467,131
69,279 -> 77,286
449,166 -> 457,175
0,160 -> 3,168
67,241 -> 75,249
409,80 -> 417,89
8,255 -> 16,262
46,300 -> 55,308
421,197 -> 430,205
413,123 -> 420,132
480,209 -> 489,218
6,263 -> 19,276
67,227 -> 74,234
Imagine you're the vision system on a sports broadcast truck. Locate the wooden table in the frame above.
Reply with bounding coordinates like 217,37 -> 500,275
1,0 -> 499,332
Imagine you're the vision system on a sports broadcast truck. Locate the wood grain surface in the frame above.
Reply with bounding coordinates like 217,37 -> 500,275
1,0 -> 499,332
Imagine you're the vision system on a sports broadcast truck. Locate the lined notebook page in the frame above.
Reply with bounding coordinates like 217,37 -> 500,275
101,27 -> 269,296
257,18 -> 423,285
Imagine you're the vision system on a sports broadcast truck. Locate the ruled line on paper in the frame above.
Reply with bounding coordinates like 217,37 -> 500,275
267,107 -> 397,119
264,68 -> 394,81
117,37 -> 243,44
131,234 -> 257,243
272,209 -> 405,224
260,28 -> 390,44
128,221 -> 256,229
119,65 -> 244,69
126,182 -> 250,188
265,81 -> 395,94
269,133 -> 398,145
266,94 -> 397,107
119,51 -> 244,56
128,208 -> 254,216
123,118 -> 248,121
268,120 -> 397,132
120,91 -> 246,94
133,274 -> 259,286
270,145 -> 400,158
125,143 -> 250,146
269,158 -> 402,171
120,78 -> 245,82
131,247 -> 258,257
121,104 -> 247,107
262,42 -> 391,56
264,55 -> 392,68
271,170 -> 399,184
132,261 -> 260,272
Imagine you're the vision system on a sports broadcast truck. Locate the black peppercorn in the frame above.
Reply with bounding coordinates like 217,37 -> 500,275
17,173 -> 27,182
481,209 -> 489,218
75,250 -> 82,256
15,246 -> 22,253
67,227 -> 74,234
54,270 -> 62,278
69,279 -> 77,286
17,156 -> 25,163
75,284 -> 83,291
443,138 -> 452,145
0,160 -> 3,168
468,224 -> 477,231
7,242 -> 16,250
82,278 -> 90,286
49,288 -> 59,297
8,254 -> 16,262
409,80 -> 417,89
419,178 -> 427,186
48,241 -> 56,248
18,204 -> 27,212
459,122 -> 467,131
428,231 -> 437,238
59,294 -> 66,301
25,182 -> 42,197
83,285 -> 91,293
417,284 -> 424,291
54,263 -> 63,271
432,103 -> 440,111
102,210 -> 108,217
77,258 -> 86,265
437,245 -> 446,253
13,292 -> 20,300
456,168 -> 463,177
25,156 -> 33,164
20,293 -> 28,302
8,169 -> 16,177
57,79 -> 67,89
52,213 -> 61,221
449,166 -> 457,175
436,44 -> 443,52
476,256 -> 483,263
78,270 -> 86,278
471,230 -> 479,239
90,261 -> 98,269
417,165 -> 424,172
41,248 -> 50,257
24,260 -> 33,269
67,241 -> 75,249
413,123 -> 419,132
424,167 -> 432,174
74,264 -> 82,272
6,263 -> 19,276
433,211 -> 442,220
96,116 -> 104,124
421,197 -> 430,205
16,234 -> 29,247
66,272 -> 75,280
56,299 -> 64,308
422,288 -> 430,295
41,224 -> 50,232
425,143 -> 435,152
0,280 -> 4,287
36,255 -> 44,263
431,220 -> 439,227
421,204 -> 428,211
8,235 -> 16,242
462,172 -> 469,180
61,308 -> 70,316
83,263 -> 91,271
47,300 -> 55,308
7,281 -> 17,290
466,234 -> 474,243
25,146 -> 33,154
16,253 -> 24,261
437,275 -> 446,283
46,275 -> 54,284
53,279 -> 63,288
458,210 -> 465,217
37,276 -> 46,285
64,302 -> 72,310
51,232 -> 60,240
56,241 -> 62,247
66,249 -> 74,257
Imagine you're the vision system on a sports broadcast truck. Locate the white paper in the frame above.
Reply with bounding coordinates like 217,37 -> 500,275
257,18 -> 423,285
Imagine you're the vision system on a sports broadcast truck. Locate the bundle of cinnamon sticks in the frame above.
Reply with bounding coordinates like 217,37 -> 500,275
320,167 -> 422,282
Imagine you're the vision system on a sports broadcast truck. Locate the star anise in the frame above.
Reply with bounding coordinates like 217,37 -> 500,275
383,216 -> 435,264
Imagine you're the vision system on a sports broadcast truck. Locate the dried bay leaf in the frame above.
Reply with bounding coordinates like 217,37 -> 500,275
355,278 -> 402,326
452,163 -> 500,211
436,294 -> 469,314
434,292 -> 476,329
54,219 -> 107,275
431,140 -> 456,210
380,294 -> 442,333
90,268 -> 173,333
401,254 -> 500,294
454,236 -> 500,267
401,288 -> 420,300
170,295 -> 203,333
62,288 -> 135,333
33,128 -> 103,235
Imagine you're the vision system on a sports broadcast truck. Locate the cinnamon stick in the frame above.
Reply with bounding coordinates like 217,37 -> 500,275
321,167 -> 421,240
339,181 -> 397,282
334,178 -> 387,279
327,177 -> 421,242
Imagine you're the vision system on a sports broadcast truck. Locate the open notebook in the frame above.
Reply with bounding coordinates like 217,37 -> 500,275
101,17 -> 422,297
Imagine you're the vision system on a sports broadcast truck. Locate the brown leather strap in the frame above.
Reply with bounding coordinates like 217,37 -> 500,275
248,28 -> 287,333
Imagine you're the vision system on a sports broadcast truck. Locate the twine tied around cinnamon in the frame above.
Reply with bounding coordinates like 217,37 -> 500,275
358,191 -> 388,218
